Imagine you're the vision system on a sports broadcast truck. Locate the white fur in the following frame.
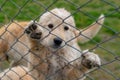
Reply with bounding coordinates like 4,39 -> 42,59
0,8 -> 104,80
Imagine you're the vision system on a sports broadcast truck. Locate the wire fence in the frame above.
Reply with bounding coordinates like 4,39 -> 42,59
0,0 -> 120,80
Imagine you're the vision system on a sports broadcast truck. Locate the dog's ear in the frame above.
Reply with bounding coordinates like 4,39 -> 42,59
75,14 -> 105,43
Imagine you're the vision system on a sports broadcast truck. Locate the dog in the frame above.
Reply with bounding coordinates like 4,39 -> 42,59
0,21 -> 30,67
0,8 -> 104,80
0,8 -> 104,68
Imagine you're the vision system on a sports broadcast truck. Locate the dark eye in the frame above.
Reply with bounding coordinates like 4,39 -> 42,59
64,26 -> 69,31
48,24 -> 54,29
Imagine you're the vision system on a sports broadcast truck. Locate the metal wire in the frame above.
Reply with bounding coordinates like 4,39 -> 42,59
0,0 -> 120,80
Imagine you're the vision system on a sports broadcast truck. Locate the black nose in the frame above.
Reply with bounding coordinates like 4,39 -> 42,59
54,37 -> 62,46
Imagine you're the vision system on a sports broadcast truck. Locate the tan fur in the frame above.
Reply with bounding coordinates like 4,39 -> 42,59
0,8 -> 104,80
0,66 -> 34,80
0,12 -> 104,67
0,22 -> 31,67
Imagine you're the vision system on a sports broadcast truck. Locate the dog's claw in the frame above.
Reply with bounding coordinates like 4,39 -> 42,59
29,24 -> 37,31
25,28 -> 31,34
30,32 -> 42,39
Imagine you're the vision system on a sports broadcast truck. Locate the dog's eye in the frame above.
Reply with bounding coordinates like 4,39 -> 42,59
64,26 -> 69,31
48,24 -> 54,29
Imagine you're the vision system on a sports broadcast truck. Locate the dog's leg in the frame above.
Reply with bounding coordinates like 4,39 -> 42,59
24,21 -> 45,80
62,49 -> 101,80
81,50 -> 101,70
67,50 -> 101,80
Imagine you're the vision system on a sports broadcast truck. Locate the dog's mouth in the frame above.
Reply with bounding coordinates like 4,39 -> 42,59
52,44 -> 62,49
47,44 -> 63,51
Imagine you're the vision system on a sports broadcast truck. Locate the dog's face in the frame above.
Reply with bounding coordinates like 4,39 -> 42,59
39,8 -> 77,50
25,8 -> 104,51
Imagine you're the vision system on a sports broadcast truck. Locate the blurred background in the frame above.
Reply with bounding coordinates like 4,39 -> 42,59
0,0 -> 120,80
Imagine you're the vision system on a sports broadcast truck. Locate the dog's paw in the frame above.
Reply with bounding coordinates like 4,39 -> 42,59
81,50 -> 101,69
25,21 -> 42,39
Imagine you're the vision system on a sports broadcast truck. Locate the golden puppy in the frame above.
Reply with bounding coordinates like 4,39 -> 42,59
0,9 -> 104,67
0,8 -> 104,80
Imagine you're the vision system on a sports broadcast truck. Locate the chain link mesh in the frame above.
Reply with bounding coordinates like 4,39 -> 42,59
0,0 -> 120,80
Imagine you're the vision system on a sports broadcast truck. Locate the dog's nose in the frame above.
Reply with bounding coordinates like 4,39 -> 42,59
54,37 -> 62,46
